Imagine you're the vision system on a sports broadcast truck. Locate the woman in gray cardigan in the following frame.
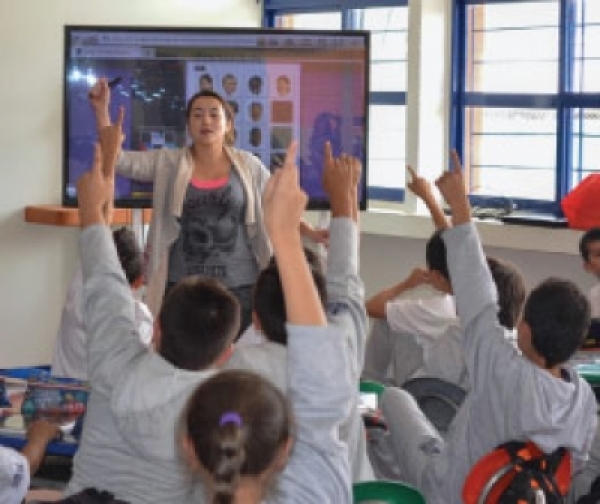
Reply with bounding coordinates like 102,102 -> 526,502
89,82 -> 326,329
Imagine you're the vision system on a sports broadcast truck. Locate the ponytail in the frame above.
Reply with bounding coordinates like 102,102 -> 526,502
185,371 -> 292,504
213,414 -> 246,504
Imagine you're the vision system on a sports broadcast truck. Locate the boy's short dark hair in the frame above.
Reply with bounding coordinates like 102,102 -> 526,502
253,249 -> 327,346
579,228 -> 600,262
523,278 -> 590,368
158,277 -> 240,371
486,256 -> 526,330
426,230 -> 450,282
112,227 -> 143,286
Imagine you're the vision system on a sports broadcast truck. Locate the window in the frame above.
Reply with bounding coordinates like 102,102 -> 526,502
453,0 -> 600,215
264,1 -> 409,202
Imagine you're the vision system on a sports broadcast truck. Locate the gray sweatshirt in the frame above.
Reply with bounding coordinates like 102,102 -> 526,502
67,225 -> 353,503
225,217 -> 374,482
422,222 -> 598,504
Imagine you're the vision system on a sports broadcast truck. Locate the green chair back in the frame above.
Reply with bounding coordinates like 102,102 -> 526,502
359,379 -> 386,397
353,480 -> 426,504
574,363 -> 600,385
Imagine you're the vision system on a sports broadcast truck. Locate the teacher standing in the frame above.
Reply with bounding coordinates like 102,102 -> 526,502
89,80 -> 326,334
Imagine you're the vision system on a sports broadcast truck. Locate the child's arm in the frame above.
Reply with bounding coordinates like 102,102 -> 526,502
435,151 -> 502,373
264,141 -> 326,328
322,142 -> 367,378
365,268 -> 429,319
77,116 -> 147,397
263,141 -> 353,503
407,164 -> 450,230
21,420 -> 61,476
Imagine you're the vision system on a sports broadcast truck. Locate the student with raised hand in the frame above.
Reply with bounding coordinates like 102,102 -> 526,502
362,165 -> 456,386
380,151 -> 597,504
183,140 -> 353,503
52,226 -> 153,380
88,80 -> 327,334
224,141 -> 373,482
63,112 -> 241,503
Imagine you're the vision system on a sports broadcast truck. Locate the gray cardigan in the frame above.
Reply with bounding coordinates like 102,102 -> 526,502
116,146 -> 272,315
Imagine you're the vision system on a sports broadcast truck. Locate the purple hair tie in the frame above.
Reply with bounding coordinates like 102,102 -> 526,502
219,412 -> 243,428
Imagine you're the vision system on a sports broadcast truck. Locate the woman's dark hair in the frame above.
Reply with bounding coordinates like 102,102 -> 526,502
185,370 -> 292,504
185,90 -> 235,146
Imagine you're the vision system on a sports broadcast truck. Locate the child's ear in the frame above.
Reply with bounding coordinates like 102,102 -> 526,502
273,436 -> 293,473
131,275 -> 144,290
151,321 -> 162,352
213,344 -> 235,367
181,435 -> 201,472
252,311 -> 262,331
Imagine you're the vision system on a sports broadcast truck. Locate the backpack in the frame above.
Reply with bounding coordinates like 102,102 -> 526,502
463,441 -> 571,504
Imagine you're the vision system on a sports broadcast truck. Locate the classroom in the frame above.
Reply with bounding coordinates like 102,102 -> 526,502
1,1 -> 598,502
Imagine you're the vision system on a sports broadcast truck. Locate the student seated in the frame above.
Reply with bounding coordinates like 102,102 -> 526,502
580,227 -> 600,318
362,166 -> 456,386
380,151 -> 597,504
181,138 -> 353,503
409,255 -> 526,390
63,113 -> 240,503
224,143 -> 373,482
52,227 -> 153,380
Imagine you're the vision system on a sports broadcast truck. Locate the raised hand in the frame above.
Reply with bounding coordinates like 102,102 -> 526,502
98,106 -> 125,180
407,164 -> 450,230
77,143 -> 115,227
88,77 -> 111,112
88,77 -> 112,130
435,150 -> 471,225
322,141 -> 360,219
407,165 -> 434,202
263,140 -> 308,242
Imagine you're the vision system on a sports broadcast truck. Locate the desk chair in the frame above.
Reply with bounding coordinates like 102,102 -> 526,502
354,480 -> 426,504
359,379 -> 386,397
402,377 -> 466,433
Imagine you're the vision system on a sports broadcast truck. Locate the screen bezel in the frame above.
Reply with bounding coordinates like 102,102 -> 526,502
62,25 -> 370,210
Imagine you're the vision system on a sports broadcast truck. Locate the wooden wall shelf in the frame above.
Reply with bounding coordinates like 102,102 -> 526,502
24,205 -> 152,227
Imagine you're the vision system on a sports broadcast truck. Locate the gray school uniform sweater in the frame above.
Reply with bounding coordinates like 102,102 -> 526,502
225,217 -> 374,483
422,223 -> 598,504
67,225 -> 353,504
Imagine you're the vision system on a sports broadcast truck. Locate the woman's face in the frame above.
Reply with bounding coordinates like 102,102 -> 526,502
187,96 -> 231,147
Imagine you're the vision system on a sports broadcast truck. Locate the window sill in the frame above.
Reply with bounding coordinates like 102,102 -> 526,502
307,208 -> 581,256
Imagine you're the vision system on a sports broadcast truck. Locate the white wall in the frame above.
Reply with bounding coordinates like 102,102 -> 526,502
0,0 -> 261,366
0,1 -> 594,366
360,232 -> 595,300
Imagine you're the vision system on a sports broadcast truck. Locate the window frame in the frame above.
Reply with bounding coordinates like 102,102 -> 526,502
263,0 -> 410,203
452,0 -> 600,215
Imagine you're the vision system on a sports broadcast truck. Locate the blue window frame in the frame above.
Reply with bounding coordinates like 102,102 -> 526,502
264,0 -> 410,202
452,0 -> 600,215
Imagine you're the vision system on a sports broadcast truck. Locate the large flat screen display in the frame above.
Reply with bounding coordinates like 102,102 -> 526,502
63,26 -> 369,209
